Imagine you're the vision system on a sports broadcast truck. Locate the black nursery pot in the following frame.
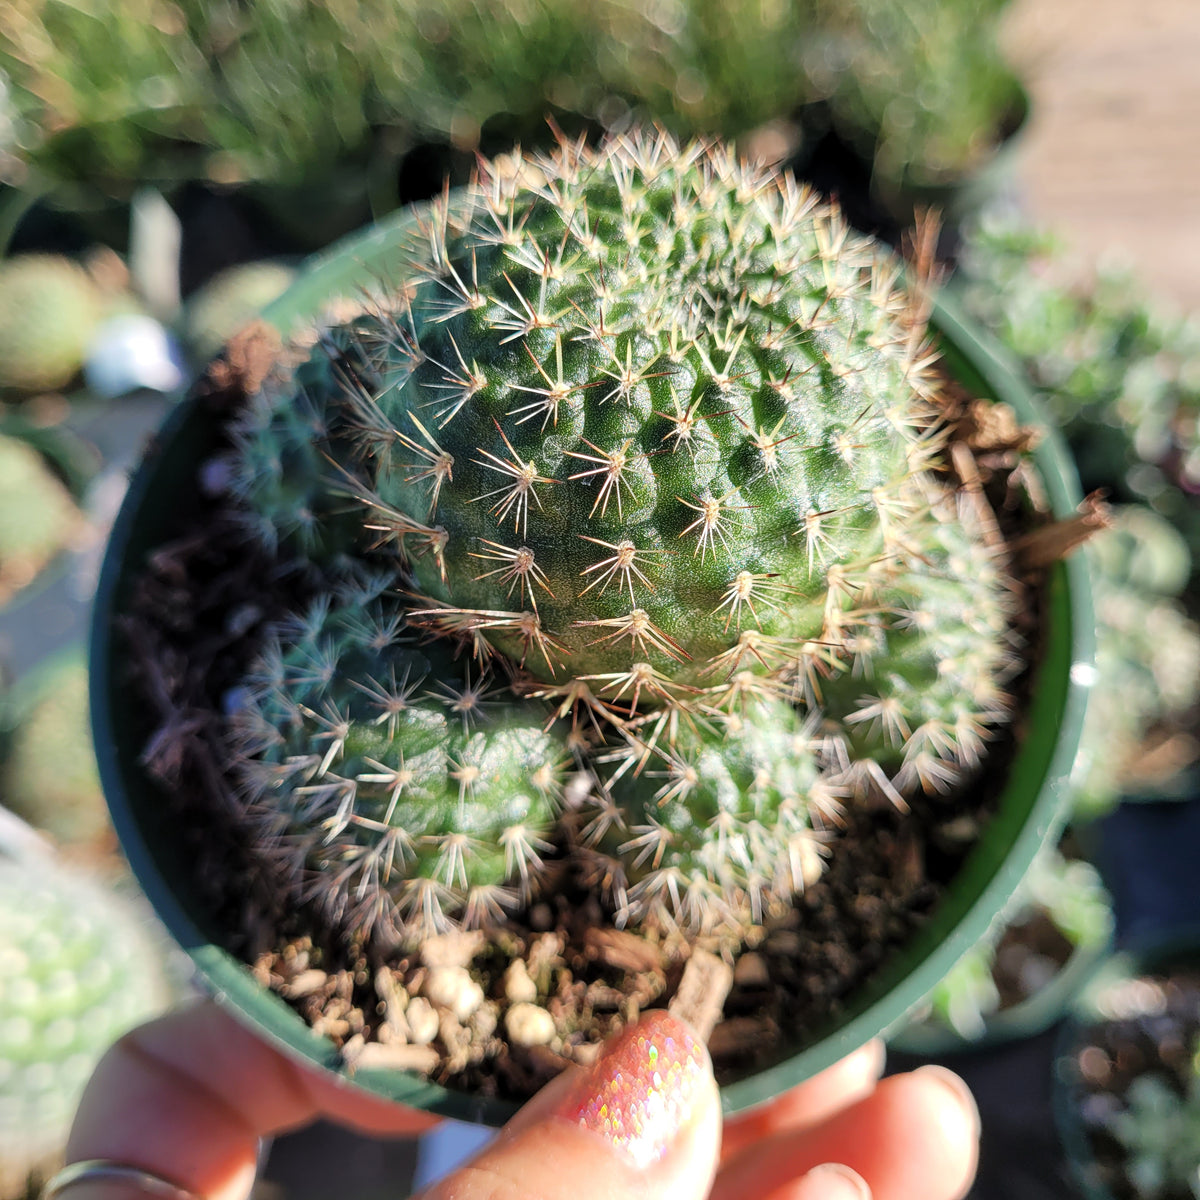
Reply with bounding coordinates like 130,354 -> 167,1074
1053,931 -> 1200,1200
90,202 -> 1094,1124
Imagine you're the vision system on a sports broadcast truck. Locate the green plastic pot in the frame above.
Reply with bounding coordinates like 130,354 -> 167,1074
1053,930 -> 1200,1200
90,204 -> 1094,1125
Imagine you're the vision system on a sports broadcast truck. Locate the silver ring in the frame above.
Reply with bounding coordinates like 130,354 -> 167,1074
41,1160 -> 200,1200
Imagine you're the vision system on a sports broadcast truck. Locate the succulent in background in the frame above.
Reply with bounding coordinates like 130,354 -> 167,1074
906,842 -> 1113,1043
957,213 -> 1200,806
0,255 -> 107,394
955,211 -> 1200,596
0,433 -> 81,607
220,131 -> 1025,944
1108,1039 -> 1200,1200
1065,966 -> 1200,1200
1072,508 -> 1200,817
808,0 -> 1024,194
179,260 -> 297,362
3,0 -> 1023,229
0,846 -> 172,1198
1,652 -> 109,851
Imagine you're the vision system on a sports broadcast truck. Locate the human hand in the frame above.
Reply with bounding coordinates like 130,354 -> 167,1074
55,1000 -> 978,1200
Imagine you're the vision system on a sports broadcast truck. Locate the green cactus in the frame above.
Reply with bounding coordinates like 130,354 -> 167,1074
0,255 -> 107,395
222,132 -> 1024,941
0,434 -> 81,607
179,261 -> 297,362
0,847 -> 172,1197
232,582 -> 565,937
1,653 -> 109,850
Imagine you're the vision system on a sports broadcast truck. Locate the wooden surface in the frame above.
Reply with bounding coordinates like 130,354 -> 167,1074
1005,0 -> 1200,310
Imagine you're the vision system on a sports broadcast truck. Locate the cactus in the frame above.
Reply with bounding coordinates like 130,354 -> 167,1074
232,582 -> 566,937
0,848 -> 172,1197
0,256 -> 107,395
221,131 -> 1024,943
1,654 -> 109,850
0,434 -> 81,607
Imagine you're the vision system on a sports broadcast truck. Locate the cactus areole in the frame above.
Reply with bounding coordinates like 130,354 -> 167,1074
93,131 -> 1091,1118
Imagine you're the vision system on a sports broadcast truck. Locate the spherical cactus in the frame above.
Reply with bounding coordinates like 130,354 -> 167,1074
591,696 -> 832,931
0,255 -> 107,394
225,131 -> 1023,941
230,579 -> 567,939
0,849 -> 171,1197
1,654 -> 109,850
0,434 -> 81,605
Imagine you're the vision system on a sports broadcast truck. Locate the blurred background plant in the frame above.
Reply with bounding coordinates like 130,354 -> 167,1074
1056,948 -> 1200,1200
0,0 -> 1025,258
0,818 -> 175,1200
1109,1040 -> 1200,1200
892,840 -> 1114,1049
956,212 -> 1200,601
0,650 -> 111,859
956,211 -> 1200,810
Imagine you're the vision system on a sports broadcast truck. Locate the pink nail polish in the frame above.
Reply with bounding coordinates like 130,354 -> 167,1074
555,1010 -> 709,1169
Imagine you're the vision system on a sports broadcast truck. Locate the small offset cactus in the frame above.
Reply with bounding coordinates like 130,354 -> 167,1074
0,848 -> 171,1197
232,583 -> 566,935
224,131 -> 1023,943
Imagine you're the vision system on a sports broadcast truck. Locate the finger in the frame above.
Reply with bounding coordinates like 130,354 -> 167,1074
711,1065 -> 980,1200
768,1163 -> 873,1200
721,1039 -> 886,1160
417,1010 -> 721,1200
65,1000 -> 439,1200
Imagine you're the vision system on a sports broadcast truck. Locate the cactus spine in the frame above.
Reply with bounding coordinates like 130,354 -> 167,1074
226,131 -> 1021,942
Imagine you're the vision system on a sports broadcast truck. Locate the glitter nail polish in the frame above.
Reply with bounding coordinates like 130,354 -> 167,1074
555,1010 -> 709,1170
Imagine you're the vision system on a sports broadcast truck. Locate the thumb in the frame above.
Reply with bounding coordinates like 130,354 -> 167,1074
417,1011 -> 721,1200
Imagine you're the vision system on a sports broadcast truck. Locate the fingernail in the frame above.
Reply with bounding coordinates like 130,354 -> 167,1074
554,1010 -> 709,1169
914,1064 -> 981,1139
795,1163 -> 873,1199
